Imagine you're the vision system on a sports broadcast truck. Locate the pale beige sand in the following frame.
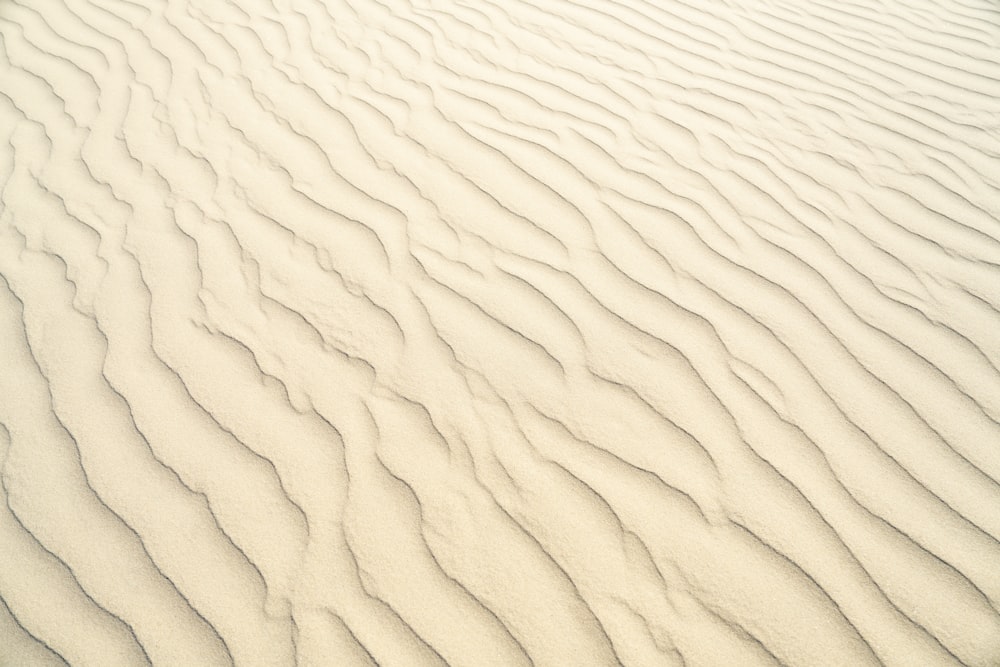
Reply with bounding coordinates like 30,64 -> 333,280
1,0 -> 999,665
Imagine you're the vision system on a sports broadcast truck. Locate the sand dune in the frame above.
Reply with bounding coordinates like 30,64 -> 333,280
1,0 -> 999,664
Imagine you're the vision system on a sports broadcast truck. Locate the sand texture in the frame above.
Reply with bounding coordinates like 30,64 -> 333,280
2,0 -> 999,664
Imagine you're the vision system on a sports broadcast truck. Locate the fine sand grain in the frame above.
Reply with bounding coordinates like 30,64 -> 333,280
1,0 -> 999,665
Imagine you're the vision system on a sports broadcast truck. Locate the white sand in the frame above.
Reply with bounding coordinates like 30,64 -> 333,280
1,0 -> 999,664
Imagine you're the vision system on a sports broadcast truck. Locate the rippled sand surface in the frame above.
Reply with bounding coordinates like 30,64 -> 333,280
2,0 -> 999,665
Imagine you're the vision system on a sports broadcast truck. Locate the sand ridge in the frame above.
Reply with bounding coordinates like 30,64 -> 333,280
1,0 -> 999,664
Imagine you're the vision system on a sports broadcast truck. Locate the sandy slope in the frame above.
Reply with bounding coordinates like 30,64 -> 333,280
1,0 -> 999,664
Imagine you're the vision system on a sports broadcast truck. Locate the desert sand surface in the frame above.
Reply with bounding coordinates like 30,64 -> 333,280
1,0 -> 999,665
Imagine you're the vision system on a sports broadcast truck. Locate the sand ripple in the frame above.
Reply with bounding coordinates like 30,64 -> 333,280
1,0 -> 999,664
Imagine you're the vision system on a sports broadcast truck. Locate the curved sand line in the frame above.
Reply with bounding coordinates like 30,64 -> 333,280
1,0 -> 999,664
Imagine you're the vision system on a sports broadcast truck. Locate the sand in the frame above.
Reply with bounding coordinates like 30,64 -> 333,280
1,0 -> 999,664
